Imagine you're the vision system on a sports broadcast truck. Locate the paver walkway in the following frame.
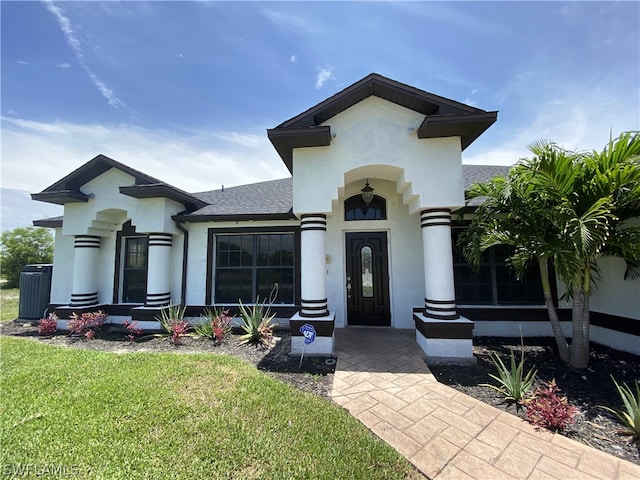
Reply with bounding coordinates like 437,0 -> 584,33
331,327 -> 640,480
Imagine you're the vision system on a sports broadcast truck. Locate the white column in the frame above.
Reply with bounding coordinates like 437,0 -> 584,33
145,233 -> 172,306
420,209 -> 458,319
291,213 -> 335,356
70,235 -> 100,307
299,214 -> 328,317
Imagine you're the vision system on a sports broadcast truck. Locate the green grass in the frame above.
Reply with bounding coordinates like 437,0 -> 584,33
0,287 -> 19,322
0,337 -> 419,479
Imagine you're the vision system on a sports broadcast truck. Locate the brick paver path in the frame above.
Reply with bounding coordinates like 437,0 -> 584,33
331,327 -> 640,479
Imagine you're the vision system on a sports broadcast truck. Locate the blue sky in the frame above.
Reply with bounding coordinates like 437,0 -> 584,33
1,1 -> 639,230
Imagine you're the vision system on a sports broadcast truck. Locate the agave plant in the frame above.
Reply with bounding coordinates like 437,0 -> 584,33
481,343 -> 537,403
237,298 -> 277,347
600,376 -> 640,440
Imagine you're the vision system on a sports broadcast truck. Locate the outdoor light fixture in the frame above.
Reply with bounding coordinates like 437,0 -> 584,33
361,179 -> 374,206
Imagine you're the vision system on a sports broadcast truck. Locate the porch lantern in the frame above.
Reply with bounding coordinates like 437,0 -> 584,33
361,180 -> 374,206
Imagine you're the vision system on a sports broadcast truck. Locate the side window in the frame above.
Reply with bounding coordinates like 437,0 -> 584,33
452,227 -> 544,305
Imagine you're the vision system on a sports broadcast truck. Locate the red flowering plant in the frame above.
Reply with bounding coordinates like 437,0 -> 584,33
523,379 -> 578,432
123,319 -> 143,343
38,313 -> 58,335
67,310 -> 107,339
194,308 -> 233,343
156,304 -> 190,345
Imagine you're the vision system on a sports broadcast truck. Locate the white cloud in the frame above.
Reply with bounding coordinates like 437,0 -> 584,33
43,0 -> 125,109
56,62 -> 71,69
176,53 -> 184,58
17,60 -> 32,65
463,83 -> 639,166
0,117 -> 290,195
315,67 -> 334,89
289,54 -> 297,64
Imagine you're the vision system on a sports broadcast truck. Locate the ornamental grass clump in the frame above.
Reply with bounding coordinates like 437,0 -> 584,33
67,310 -> 107,338
238,299 -> 277,347
481,341 -> 537,403
195,308 -> 233,342
523,379 -> 577,432
600,376 -> 640,441
157,304 -> 189,344
38,313 -> 58,335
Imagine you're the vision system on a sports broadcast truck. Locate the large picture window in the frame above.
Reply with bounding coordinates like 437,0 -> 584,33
215,233 -> 295,304
452,227 -> 544,305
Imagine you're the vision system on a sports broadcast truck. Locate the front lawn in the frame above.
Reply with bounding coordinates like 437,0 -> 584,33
0,287 -> 19,322
0,337 -> 420,479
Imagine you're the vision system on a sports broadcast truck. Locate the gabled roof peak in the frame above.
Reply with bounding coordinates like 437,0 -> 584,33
268,73 -> 497,172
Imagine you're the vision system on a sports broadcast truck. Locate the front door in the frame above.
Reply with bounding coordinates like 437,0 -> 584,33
345,232 -> 391,326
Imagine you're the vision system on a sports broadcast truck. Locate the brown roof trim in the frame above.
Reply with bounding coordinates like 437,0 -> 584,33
31,190 -> 90,205
277,73 -> 482,129
418,111 -> 498,150
39,154 -> 164,193
120,184 -> 207,211
266,126 -> 332,173
174,212 -> 297,223
268,73 -> 497,171
33,217 -> 63,228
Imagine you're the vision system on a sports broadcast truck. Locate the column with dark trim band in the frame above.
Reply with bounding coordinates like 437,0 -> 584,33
299,214 -> 328,317
70,235 -> 100,307
420,209 -> 459,320
145,233 -> 172,307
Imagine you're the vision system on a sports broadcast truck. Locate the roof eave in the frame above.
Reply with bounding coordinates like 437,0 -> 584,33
33,217 -> 63,228
31,190 -> 90,205
119,184 -> 207,211
417,112 -> 498,150
267,126 -> 332,173
174,212 -> 298,223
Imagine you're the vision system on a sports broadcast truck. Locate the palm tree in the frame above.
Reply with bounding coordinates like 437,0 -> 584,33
461,160 -> 571,362
462,131 -> 640,369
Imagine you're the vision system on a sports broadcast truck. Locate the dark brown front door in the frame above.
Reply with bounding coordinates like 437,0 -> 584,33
345,232 -> 391,326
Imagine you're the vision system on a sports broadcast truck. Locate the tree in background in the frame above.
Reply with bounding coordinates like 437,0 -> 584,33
462,131 -> 640,369
0,227 -> 54,288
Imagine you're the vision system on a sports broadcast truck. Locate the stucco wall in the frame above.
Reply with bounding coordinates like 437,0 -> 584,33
292,97 -> 465,215
326,179 -> 424,328
50,228 -> 74,304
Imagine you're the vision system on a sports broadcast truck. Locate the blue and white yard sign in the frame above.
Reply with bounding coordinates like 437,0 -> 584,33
299,323 -> 316,345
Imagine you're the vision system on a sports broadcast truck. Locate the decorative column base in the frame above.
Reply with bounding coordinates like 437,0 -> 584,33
413,310 -> 476,365
290,311 -> 335,356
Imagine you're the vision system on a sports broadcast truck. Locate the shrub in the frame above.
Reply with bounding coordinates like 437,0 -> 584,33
157,304 -> 189,344
524,379 -> 577,432
600,376 -> 640,440
38,313 -> 58,335
238,298 -> 277,347
481,344 -> 537,403
195,308 -> 232,342
67,310 -> 107,338
123,320 -> 142,343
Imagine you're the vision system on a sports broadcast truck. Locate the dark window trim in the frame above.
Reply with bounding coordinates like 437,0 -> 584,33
344,194 -> 387,221
113,220 -> 148,304
206,226 -> 301,306
451,222 -> 552,306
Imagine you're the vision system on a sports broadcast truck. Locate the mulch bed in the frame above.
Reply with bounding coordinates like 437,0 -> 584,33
2,321 -> 638,465
429,337 -> 640,466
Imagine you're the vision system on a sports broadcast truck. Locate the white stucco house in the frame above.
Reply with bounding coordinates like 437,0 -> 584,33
32,73 -> 640,360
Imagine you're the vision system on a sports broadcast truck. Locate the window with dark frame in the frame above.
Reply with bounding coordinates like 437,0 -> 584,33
345,194 -> 387,221
215,233 -> 295,304
122,236 -> 148,303
452,227 -> 544,305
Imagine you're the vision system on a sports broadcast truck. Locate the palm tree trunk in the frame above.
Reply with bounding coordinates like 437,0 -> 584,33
538,257 -> 569,362
569,281 -> 589,370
